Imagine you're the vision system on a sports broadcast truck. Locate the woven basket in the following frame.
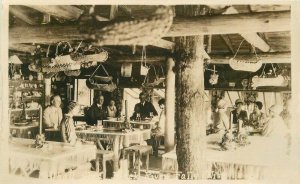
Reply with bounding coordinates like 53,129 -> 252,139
64,70 -> 81,76
229,58 -> 262,72
86,79 -> 117,92
94,6 -> 173,46
251,75 -> 288,89
42,55 -> 81,73
86,64 -> 117,92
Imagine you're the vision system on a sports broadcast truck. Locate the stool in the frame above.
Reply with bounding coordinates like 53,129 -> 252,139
123,145 -> 153,177
96,150 -> 114,179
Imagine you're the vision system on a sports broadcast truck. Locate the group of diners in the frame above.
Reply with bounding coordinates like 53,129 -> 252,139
42,92 -> 166,156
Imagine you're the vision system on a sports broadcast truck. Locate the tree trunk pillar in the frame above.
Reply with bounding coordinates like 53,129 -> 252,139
174,36 -> 206,179
165,57 -> 176,152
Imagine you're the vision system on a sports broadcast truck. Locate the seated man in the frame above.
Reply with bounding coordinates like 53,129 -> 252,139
86,94 -> 107,126
230,99 -> 248,133
130,92 -> 158,120
43,95 -> 63,130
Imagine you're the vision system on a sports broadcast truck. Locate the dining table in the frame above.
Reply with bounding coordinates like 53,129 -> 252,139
162,133 -> 290,180
75,128 -> 151,171
8,137 -> 96,179
130,120 -> 157,129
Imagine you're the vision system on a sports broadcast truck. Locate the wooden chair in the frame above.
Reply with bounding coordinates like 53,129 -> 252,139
95,150 -> 114,179
123,145 -> 153,177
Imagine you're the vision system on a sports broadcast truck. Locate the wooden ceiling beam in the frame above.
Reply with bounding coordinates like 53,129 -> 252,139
109,52 -> 290,64
9,44 -> 37,53
220,35 -> 235,54
14,52 -> 290,65
210,52 -> 290,64
150,39 -> 174,50
9,11 -> 290,44
25,5 -> 84,20
169,11 -> 290,36
223,6 -> 272,52
9,6 -> 41,25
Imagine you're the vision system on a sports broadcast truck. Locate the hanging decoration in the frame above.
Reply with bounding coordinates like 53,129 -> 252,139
28,42 -> 109,73
142,64 -> 165,88
121,63 -> 133,77
251,63 -> 289,89
86,64 -> 117,92
229,40 -> 262,72
64,70 -> 81,76
140,46 -> 149,76
208,65 -> 219,85
92,6 -> 173,46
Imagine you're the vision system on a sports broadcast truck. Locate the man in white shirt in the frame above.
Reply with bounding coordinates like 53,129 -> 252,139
43,95 -> 63,129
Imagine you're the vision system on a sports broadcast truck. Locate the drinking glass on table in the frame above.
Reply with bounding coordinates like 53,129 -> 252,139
136,113 -> 141,121
150,112 -> 153,119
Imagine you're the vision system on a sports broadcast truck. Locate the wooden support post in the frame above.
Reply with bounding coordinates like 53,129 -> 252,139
165,57 -> 175,152
174,36 -> 206,179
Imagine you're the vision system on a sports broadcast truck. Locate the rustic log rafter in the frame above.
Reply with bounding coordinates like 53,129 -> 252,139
220,35 -> 235,54
9,11 -> 290,45
9,44 -> 37,54
13,52 -> 291,65
111,52 -> 290,64
223,6 -> 272,52
9,6 -> 41,25
25,5 -> 84,20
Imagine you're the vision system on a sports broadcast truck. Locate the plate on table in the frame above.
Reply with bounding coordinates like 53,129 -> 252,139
102,127 -> 122,131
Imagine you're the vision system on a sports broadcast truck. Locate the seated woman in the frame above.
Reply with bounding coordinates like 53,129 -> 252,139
262,104 -> 289,154
214,99 -> 230,135
249,101 -> 266,129
107,99 -> 118,118
150,99 -> 165,156
61,101 -> 80,146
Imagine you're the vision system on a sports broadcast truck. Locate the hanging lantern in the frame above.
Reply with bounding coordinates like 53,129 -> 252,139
121,63 -> 133,77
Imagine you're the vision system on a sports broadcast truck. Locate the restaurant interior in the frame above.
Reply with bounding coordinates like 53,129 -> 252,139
2,4 -> 297,181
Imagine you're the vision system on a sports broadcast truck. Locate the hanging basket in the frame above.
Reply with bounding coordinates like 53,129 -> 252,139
251,75 -> 288,89
86,64 -> 117,92
95,6 -> 173,46
251,63 -> 288,89
86,79 -> 117,92
228,39 -> 262,72
64,70 -> 81,76
229,58 -> 262,72
142,65 -> 165,88
42,55 -> 81,73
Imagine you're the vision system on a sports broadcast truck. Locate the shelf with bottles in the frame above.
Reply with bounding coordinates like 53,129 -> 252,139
10,108 -> 40,112
9,79 -> 44,85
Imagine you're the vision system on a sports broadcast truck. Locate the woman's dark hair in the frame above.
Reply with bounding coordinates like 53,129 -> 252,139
255,101 -> 263,110
158,98 -> 165,106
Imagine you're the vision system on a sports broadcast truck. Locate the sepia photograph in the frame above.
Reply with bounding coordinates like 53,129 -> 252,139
0,1 -> 299,183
